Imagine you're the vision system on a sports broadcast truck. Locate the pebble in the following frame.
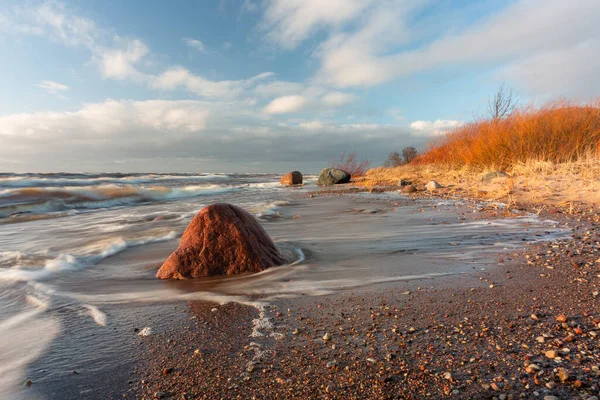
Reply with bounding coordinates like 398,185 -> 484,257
292,328 -> 299,335
443,372 -> 453,380
322,332 -> 331,341
536,336 -> 545,343
543,396 -> 558,400
556,367 -> 569,382
556,315 -> 568,323
545,350 -> 558,359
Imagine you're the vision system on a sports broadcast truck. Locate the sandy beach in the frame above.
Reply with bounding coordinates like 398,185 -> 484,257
114,191 -> 600,400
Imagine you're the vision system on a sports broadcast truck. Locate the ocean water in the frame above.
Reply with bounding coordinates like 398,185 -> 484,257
0,172 -> 569,399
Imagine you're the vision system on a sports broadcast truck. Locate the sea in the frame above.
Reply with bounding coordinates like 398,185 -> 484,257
0,172 -> 569,399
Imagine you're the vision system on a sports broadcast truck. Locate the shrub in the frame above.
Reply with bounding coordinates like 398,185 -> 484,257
415,101 -> 600,169
330,151 -> 371,177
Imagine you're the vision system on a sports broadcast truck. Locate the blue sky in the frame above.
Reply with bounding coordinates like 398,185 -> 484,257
0,0 -> 598,172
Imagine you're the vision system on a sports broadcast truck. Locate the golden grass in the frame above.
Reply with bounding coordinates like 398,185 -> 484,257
363,157 -> 600,208
363,101 -> 600,208
416,101 -> 600,168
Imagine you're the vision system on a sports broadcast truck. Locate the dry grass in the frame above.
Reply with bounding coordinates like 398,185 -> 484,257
417,101 -> 600,168
330,151 -> 371,177
363,101 -> 600,208
363,157 -> 600,207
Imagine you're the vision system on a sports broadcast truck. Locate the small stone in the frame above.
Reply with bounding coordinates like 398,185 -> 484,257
154,392 -> 166,399
525,364 -> 541,374
499,394 -> 507,400
292,328 -> 299,335
326,360 -> 338,369
545,350 -> 558,359
323,332 -> 331,341
546,382 -> 556,389
25,380 -> 32,387
366,358 -> 376,363
531,314 -> 539,320
443,372 -> 453,380
543,396 -> 558,400
490,382 -> 501,391
162,368 -> 173,375
556,315 -> 568,323
194,349 -> 201,355
536,336 -> 545,343
556,367 -> 569,382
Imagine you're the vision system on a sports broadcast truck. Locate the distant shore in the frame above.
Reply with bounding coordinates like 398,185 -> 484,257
126,187 -> 600,399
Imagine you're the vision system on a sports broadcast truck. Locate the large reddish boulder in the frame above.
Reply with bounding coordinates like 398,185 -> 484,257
280,171 -> 303,185
156,203 -> 285,279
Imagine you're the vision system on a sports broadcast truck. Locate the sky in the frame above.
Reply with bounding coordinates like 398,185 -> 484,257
0,0 -> 598,173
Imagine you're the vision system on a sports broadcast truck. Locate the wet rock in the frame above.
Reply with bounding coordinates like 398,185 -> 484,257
401,184 -> 417,194
156,203 -> 285,279
317,168 -> 351,186
280,171 -> 303,186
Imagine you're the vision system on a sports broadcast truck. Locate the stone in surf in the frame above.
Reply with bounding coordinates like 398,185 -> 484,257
156,203 -> 285,279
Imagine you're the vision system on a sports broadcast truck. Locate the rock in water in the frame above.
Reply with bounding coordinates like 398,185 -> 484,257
425,180 -> 442,191
317,168 -> 351,186
156,203 -> 285,279
280,171 -> 303,185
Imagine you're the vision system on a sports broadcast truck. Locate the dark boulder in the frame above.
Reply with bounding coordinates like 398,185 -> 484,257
280,171 -> 303,185
156,203 -> 285,279
317,168 -> 351,186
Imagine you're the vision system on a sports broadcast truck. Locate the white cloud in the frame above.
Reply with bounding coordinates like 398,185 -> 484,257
321,92 -> 356,107
263,95 -> 309,114
183,38 -> 206,53
150,67 -> 274,99
410,120 -> 462,137
298,120 -> 326,130
258,0 -> 600,99
97,38 -> 149,81
261,0 -> 373,49
501,38 -> 600,99
37,80 -> 69,94
0,100 -> 212,139
0,99 -> 428,172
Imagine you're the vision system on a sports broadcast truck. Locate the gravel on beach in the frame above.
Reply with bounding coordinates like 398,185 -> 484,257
129,199 -> 600,400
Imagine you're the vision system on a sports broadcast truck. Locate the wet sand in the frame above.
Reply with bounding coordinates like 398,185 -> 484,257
121,194 -> 600,399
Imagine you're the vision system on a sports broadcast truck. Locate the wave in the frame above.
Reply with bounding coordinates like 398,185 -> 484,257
0,184 -> 237,217
0,173 -> 230,188
0,231 -> 177,283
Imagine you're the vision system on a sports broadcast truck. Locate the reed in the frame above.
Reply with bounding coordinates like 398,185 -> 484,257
415,101 -> 600,168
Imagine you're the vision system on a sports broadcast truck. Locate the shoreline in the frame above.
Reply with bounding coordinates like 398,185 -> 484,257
126,189 -> 600,399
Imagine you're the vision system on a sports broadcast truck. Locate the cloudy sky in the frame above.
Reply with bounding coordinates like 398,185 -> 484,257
0,0 -> 598,173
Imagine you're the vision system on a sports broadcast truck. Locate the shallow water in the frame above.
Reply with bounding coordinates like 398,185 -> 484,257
0,173 -> 568,399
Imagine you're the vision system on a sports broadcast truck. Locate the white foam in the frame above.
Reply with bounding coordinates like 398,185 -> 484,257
138,327 -> 153,336
83,304 -> 107,326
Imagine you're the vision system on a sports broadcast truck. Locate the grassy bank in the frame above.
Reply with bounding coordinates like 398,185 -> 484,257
364,102 -> 600,207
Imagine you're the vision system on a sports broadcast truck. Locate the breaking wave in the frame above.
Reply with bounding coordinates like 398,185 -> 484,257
0,184 -> 237,218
